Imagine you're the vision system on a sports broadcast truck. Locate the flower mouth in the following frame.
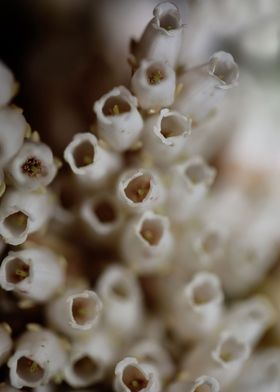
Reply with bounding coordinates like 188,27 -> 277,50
191,280 -> 219,306
5,257 -> 30,284
160,115 -> 185,138
140,218 -> 163,246
73,355 -> 99,381
71,296 -> 98,326
159,13 -> 179,31
185,162 -> 211,185
73,141 -> 95,168
102,97 -> 131,116
3,211 -> 28,237
93,199 -> 117,224
21,157 -> 45,178
124,174 -> 151,203
194,385 -> 212,392
216,337 -> 247,365
146,65 -> 166,85
122,365 -> 149,392
111,280 -> 130,300
16,357 -> 45,383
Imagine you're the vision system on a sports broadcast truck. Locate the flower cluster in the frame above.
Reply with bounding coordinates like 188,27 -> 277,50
0,2 -> 279,392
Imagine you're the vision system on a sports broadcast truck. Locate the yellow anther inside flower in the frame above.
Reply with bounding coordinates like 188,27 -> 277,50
131,380 -> 140,389
15,212 -> 28,227
77,307 -> 87,316
15,268 -> 28,278
137,188 -> 146,197
83,155 -> 92,165
220,352 -> 233,362
21,157 -> 42,177
30,361 -> 39,373
141,229 -> 154,243
161,129 -> 174,138
112,104 -> 120,115
148,70 -> 164,85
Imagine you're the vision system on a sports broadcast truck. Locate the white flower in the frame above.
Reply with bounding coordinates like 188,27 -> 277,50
0,61 -> 17,107
8,329 -> 66,389
121,211 -> 173,274
0,106 -> 27,167
114,357 -> 160,392
46,289 -> 102,338
142,109 -> 191,165
64,132 -> 121,183
93,87 -> 143,151
5,141 -> 57,190
0,189 -> 53,246
173,51 -> 239,122
97,265 -> 143,339
131,60 -> 176,110
167,376 -> 220,392
132,2 -> 184,68
221,296 -> 276,349
0,247 -> 65,302
117,168 -> 165,212
63,329 -> 116,388
166,156 -> 216,222
183,331 -> 250,389
80,192 -> 124,242
211,332 -> 250,369
172,272 -> 224,341
177,221 -> 226,277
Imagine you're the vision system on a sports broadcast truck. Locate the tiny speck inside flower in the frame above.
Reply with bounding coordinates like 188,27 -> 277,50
4,211 -> 28,237
102,97 -> 131,116
123,365 -> 148,392
124,174 -> 151,203
72,296 -> 98,326
191,281 -> 218,305
73,356 -> 99,381
93,199 -> 117,223
73,141 -> 95,168
6,257 -> 30,284
159,13 -> 179,31
21,157 -> 44,178
140,218 -> 163,246
147,66 -> 165,85
160,116 -> 185,138
16,357 -> 44,383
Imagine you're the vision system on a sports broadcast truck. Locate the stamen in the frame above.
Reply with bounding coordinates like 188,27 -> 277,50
15,267 -> 29,279
220,352 -> 233,362
148,70 -> 164,85
21,157 -> 42,178
83,155 -> 93,165
112,104 -> 120,115
141,229 -> 154,243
